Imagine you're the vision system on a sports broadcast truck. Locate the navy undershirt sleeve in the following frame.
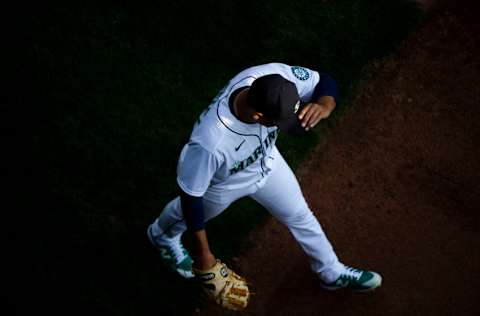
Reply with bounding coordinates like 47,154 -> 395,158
180,189 -> 205,232
312,72 -> 338,102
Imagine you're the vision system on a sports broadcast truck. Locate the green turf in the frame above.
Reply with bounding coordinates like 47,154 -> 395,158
30,1 -> 420,314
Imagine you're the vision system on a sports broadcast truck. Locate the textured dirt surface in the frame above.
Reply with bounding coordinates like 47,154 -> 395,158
197,0 -> 480,315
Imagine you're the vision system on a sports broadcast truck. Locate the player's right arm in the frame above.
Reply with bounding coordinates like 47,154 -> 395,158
295,71 -> 338,131
176,142 -> 222,270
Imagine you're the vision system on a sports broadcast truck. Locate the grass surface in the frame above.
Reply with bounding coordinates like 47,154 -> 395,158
29,1 -> 420,314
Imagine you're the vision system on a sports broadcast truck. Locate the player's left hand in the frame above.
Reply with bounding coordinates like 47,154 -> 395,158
193,259 -> 250,311
298,97 -> 336,131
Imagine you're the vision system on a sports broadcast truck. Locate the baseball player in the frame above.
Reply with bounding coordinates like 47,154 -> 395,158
147,63 -> 382,309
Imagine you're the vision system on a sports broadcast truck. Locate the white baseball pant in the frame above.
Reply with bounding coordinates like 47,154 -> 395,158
148,148 -> 341,275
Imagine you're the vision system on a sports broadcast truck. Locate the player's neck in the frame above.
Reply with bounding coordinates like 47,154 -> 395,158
233,89 -> 257,124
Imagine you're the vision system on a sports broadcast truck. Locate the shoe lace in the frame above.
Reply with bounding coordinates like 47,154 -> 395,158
168,242 -> 187,263
341,266 -> 362,280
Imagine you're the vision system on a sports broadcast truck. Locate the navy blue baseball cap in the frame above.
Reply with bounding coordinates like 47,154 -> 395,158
248,74 -> 305,135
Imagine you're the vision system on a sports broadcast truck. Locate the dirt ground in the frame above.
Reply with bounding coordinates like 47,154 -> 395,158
197,0 -> 480,315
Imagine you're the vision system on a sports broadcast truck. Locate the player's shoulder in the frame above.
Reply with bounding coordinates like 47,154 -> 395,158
233,62 -> 315,81
232,62 -> 291,79
189,107 -> 228,153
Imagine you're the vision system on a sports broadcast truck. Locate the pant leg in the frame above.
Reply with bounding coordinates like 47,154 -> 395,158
148,185 -> 257,243
250,149 -> 341,274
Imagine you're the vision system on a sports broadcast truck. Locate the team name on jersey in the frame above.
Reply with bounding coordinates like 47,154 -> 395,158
229,129 -> 279,175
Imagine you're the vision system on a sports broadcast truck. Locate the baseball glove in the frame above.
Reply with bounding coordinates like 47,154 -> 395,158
193,259 -> 250,311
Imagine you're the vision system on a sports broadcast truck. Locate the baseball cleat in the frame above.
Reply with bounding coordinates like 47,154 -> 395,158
147,225 -> 194,279
320,265 -> 382,292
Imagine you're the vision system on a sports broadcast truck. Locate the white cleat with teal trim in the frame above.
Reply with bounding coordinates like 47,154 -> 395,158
320,265 -> 382,292
147,225 -> 194,279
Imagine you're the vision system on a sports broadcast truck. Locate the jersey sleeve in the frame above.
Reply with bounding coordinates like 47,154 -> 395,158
176,142 -> 221,197
312,72 -> 339,101
286,65 -> 321,102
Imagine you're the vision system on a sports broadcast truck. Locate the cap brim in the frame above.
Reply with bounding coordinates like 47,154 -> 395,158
274,101 -> 307,135
275,115 -> 306,136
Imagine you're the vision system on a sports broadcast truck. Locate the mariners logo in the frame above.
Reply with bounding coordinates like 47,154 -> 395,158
291,66 -> 310,81
229,130 -> 279,175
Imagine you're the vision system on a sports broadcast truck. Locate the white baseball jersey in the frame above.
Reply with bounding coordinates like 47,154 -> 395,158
176,63 -> 321,197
